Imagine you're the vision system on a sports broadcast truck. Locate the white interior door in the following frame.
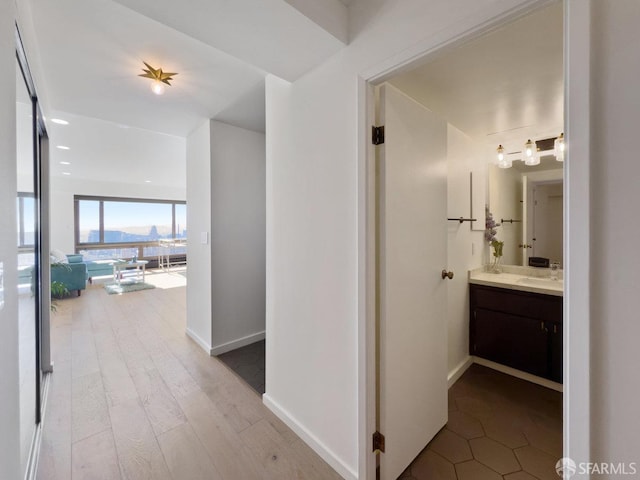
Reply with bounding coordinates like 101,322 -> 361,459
378,83 -> 448,480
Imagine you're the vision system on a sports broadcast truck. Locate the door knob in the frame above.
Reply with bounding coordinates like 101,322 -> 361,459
441,270 -> 454,280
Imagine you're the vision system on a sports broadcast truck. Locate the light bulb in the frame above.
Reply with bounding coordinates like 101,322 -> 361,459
498,158 -> 512,169
554,133 -> 565,162
497,145 -> 505,162
151,80 -> 165,95
524,139 -> 540,166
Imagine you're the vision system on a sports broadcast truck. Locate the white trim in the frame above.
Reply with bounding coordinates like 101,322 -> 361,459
263,394 -> 357,480
24,372 -> 51,480
564,0 -> 591,468
361,0 -> 554,84
357,2 -> 577,479
185,327 -> 212,354
210,331 -> 265,356
472,357 -> 563,393
357,77 -> 378,480
448,356 -> 474,388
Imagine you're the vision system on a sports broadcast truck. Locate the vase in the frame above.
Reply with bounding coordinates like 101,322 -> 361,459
490,255 -> 503,274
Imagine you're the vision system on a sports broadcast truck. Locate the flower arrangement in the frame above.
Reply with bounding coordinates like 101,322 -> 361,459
485,206 -> 504,272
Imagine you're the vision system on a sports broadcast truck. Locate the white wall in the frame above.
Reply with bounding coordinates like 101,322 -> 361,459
0,1 -> 20,478
590,0 -> 640,467
50,177 -> 186,253
264,1 -> 540,478
446,125 -> 485,376
209,121 -> 266,354
186,120 -> 266,355
186,121 -> 213,351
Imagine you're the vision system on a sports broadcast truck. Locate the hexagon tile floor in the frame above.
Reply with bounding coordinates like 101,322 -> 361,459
398,364 -> 562,480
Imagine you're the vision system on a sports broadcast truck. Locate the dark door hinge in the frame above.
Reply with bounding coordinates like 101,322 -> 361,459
372,126 -> 385,145
373,431 -> 386,453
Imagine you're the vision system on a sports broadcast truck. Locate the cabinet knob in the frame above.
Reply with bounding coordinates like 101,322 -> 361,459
441,270 -> 454,280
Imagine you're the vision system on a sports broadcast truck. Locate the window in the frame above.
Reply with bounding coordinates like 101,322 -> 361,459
75,196 -> 186,261
103,201 -> 172,243
77,199 -> 100,243
17,193 -> 35,248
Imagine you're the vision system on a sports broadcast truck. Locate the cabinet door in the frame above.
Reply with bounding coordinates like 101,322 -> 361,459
550,321 -> 563,383
472,308 -> 549,377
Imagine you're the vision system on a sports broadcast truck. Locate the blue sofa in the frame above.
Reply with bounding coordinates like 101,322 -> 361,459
51,254 -> 88,296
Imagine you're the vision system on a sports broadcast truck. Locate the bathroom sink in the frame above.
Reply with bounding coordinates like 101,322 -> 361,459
517,277 -> 563,289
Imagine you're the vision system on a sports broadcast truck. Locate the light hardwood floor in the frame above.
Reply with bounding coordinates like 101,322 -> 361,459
36,273 -> 342,480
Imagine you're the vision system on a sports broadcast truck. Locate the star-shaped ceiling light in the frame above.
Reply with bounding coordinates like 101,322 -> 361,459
139,62 -> 178,95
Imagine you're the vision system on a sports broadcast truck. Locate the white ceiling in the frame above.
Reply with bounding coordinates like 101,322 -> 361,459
30,0 -> 348,137
389,2 -> 563,154
46,110 -> 186,187
27,0 -> 350,185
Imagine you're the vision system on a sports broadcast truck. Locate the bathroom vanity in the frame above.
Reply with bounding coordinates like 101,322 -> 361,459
469,268 -> 563,383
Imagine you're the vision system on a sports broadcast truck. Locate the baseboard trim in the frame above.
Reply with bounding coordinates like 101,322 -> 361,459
263,394 -> 357,480
472,357 -> 563,392
25,372 -> 51,480
210,331 -> 265,356
448,356 -> 474,388
186,328 -> 212,354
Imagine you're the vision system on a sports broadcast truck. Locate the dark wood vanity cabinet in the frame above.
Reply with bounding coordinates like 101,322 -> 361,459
470,284 -> 563,383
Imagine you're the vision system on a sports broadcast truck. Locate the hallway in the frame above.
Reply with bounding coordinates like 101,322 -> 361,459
36,276 -> 340,480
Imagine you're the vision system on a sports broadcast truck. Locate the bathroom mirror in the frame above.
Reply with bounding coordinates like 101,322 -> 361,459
488,154 -> 563,267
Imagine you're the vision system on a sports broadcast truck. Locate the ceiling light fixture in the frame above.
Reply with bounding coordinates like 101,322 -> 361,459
554,133 -> 565,162
56,145 -> 70,150
62,172 -> 71,176
139,62 -> 178,95
51,118 -> 69,125
59,161 -> 71,165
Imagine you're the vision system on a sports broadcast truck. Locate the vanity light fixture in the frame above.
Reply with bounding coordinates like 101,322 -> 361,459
554,133 -> 565,162
495,134 -> 564,169
139,62 -> 178,95
523,139 -> 540,166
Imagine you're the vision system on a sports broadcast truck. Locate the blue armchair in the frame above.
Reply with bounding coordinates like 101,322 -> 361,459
51,254 -> 88,296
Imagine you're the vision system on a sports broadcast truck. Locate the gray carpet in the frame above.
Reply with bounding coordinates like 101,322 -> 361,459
217,340 -> 265,395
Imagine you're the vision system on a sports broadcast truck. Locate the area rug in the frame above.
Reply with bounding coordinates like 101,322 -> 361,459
104,281 -> 156,295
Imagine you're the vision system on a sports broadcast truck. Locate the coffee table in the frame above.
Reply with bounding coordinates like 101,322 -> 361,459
113,260 -> 149,285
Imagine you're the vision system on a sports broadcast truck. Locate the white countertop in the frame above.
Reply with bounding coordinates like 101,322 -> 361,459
469,267 -> 563,297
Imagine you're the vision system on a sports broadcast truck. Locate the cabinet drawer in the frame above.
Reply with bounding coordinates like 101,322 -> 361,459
471,284 -> 562,322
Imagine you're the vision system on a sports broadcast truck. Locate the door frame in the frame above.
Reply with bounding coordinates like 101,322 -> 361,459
356,1 -> 591,478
